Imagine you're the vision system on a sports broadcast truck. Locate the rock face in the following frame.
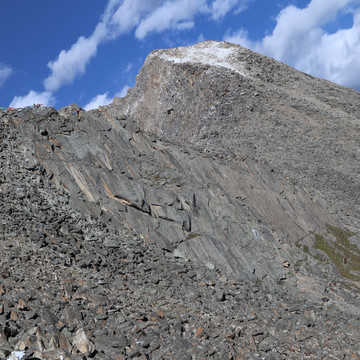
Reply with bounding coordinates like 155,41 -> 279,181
6,95 -> 337,289
1,41 -> 360,358
119,41 -> 360,232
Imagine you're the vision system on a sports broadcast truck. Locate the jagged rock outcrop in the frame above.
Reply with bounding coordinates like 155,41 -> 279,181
1,40 -> 360,359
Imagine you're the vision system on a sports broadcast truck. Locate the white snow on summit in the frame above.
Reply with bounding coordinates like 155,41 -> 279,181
151,41 -> 246,76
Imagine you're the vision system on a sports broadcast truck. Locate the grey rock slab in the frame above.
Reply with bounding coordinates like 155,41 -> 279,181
2,42 -> 360,360
117,40 -> 360,231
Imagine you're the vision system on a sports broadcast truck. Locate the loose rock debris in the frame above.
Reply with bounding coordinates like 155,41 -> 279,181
1,41 -> 360,359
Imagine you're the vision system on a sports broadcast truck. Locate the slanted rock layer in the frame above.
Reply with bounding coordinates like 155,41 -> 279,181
119,41 -> 360,231
1,41 -> 360,359
6,99 -> 339,289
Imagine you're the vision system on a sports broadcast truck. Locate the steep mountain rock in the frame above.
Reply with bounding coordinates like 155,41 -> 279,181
6,41 -> 360,295
1,40 -> 360,358
4,98 -> 339,295
116,41 -> 360,232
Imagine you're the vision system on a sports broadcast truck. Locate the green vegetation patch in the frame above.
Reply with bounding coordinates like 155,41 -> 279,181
314,225 -> 359,281
297,242 -> 322,262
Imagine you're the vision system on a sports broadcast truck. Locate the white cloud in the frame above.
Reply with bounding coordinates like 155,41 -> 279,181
9,90 -> 55,108
224,28 -> 254,49
83,85 -> 131,110
124,62 -> 133,73
135,0 -> 208,39
110,0 -> 166,36
211,0 -> 250,20
260,0 -> 352,62
174,21 -> 195,31
44,24 -> 107,92
318,12 -> 360,89
42,0 -> 255,94
44,0 -> 222,91
84,92 -> 113,110
225,0 -> 360,89
41,0 -> 254,94
0,64 -> 13,87
197,33 -> 206,43
118,85 -> 130,97
43,0 -> 164,93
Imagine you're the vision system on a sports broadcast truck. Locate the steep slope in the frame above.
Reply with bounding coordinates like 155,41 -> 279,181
2,114 -> 360,359
5,45 -> 359,301
2,40 -> 360,359
116,41 -> 360,232
6,101 -> 342,292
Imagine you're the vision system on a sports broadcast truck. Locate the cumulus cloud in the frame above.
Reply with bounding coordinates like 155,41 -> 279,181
42,0 -> 255,94
259,0 -> 352,63
44,24 -> 107,92
319,12 -> 360,89
113,0 -> 248,39
43,0 -> 163,92
110,0 -> 166,36
225,0 -> 360,89
135,0 -> 208,39
83,85 -> 130,110
9,90 -> 55,108
0,64 -> 13,87
211,0 -> 251,20
224,28 -> 254,49
118,85 -> 130,97
84,92 -> 113,110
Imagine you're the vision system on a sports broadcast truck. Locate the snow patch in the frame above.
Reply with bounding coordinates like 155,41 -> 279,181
8,351 -> 26,360
151,41 -> 246,76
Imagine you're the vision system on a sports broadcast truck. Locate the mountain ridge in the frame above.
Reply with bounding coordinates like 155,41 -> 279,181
114,40 -> 359,231
1,40 -> 360,359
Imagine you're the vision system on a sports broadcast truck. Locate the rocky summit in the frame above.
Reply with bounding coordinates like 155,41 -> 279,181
1,41 -> 360,359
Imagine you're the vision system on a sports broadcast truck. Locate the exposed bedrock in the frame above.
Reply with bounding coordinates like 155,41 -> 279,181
6,41 -> 360,299
2,40 -> 360,358
117,41 -> 360,232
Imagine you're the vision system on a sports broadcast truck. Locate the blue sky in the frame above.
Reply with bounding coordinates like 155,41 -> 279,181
1,0 -> 360,109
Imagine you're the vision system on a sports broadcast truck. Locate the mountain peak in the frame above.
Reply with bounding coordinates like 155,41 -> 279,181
118,41 -> 359,233
149,40 -> 247,76
1,41 -> 360,358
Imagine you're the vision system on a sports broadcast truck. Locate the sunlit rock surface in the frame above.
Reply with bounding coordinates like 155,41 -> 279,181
1,41 -> 360,358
